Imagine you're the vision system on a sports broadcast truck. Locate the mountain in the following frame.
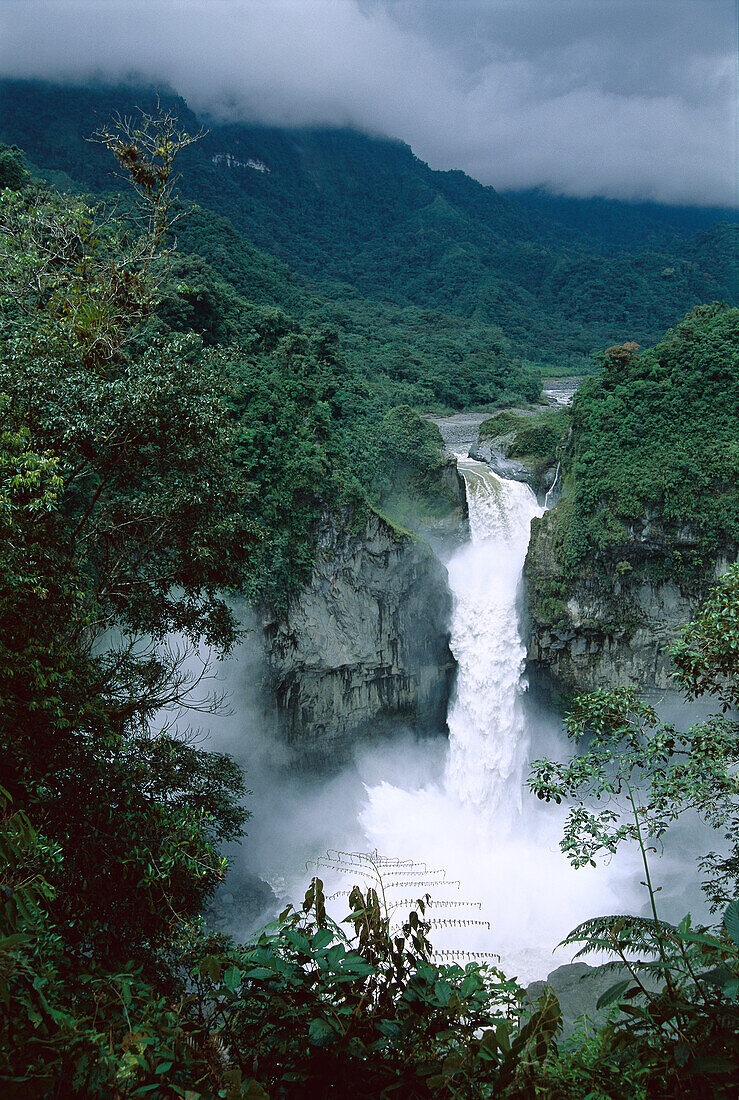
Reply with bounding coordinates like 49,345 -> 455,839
501,188 -> 739,253
1,77 -> 736,375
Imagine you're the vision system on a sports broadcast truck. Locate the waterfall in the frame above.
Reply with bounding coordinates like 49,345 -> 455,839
220,452 -> 684,977
246,455 -> 636,980
544,461 -> 561,509
445,458 -> 543,814
356,458 -> 633,978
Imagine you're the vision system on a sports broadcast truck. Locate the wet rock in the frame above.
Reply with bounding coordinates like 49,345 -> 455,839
206,874 -> 279,936
524,507 -> 736,700
469,437 -> 533,485
264,508 -> 455,768
526,960 -> 661,1039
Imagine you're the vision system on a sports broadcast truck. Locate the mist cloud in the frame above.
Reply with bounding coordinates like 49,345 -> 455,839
0,0 -> 736,205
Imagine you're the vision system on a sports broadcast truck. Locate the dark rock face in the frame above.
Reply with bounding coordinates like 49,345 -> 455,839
469,430 -> 558,502
526,961 -> 661,1039
438,455 -> 469,518
205,873 -> 278,937
524,508 -> 736,700
264,509 -> 455,767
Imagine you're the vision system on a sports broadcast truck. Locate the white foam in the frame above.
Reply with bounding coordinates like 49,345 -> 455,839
356,460 -> 639,981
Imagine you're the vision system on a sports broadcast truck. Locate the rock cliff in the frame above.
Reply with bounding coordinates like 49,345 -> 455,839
526,961 -> 661,1040
524,507 -> 736,701
468,408 -> 568,503
264,508 -> 455,766
522,309 -> 739,702
468,435 -> 539,487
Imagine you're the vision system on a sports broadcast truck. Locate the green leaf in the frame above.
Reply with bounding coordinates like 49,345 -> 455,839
699,966 -> 734,987
460,971 -> 480,998
312,927 -> 333,951
244,967 -> 274,980
723,977 -> 739,1000
723,898 -> 739,946
308,1018 -> 336,1047
679,930 -> 722,948
433,979 -> 452,1006
596,979 -> 633,1009
223,965 -> 243,993
198,955 -> 222,982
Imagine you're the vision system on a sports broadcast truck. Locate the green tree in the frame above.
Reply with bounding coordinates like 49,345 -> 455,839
0,113 -> 252,974
529,564 -> 739,1096
0,141 -> 29,190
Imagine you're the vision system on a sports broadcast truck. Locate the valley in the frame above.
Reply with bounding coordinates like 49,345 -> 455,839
2,71 -> 738,1099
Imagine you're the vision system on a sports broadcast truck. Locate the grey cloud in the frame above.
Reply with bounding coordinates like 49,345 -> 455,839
0,0 -> 735,205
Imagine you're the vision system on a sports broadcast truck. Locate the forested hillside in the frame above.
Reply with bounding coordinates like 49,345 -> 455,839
1,78 -> 736,375
523,303 -> 739,711
531,303 -> 739,594
503,188 -> 739,253
3,85 -> 739,1100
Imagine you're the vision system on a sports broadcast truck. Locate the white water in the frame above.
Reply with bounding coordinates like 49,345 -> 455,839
221,457 -> 642,981
544,462 -> 561,509
445,460 -> 542,815
354,459 -> 638,980
166,458 -> 711,975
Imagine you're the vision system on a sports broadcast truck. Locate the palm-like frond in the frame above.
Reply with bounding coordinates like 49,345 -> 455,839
561,913 -> 676,958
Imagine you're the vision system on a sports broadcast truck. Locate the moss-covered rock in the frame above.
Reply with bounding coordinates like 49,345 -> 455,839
524,499 -> 736,703
523,306 -> 739,700
470,407 -> 570,499
376,406 -> 468,537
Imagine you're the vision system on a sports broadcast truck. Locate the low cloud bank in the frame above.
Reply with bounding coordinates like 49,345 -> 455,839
0,0 -> 736,206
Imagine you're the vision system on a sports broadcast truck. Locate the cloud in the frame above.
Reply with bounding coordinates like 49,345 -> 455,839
0,0 -> 736,205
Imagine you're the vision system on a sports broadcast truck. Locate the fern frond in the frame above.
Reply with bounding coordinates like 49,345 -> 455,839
433,948 -> 502,962
561,913 -> 676,955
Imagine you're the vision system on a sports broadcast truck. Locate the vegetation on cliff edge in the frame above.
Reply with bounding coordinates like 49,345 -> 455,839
526,305 -> 739,637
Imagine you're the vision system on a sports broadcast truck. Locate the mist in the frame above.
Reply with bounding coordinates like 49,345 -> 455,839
184,626 -> 714,985
169,476 -> 718,985
0,0 -> 736,205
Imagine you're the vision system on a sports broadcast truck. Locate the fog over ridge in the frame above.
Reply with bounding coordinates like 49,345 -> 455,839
0,0 -> 736,205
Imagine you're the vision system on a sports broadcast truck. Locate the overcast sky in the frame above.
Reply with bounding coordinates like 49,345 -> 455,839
0,0 -> 736,205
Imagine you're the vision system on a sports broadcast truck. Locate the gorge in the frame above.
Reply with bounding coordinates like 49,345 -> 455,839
222,451 -> 645,981
219,394 -> 729,987
3,68 -> 738,1095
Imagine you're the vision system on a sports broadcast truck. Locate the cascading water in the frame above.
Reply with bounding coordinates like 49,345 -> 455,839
544,461 -> 561,509
357,458 -> 637,979
445,458 -> 543,814
230,454 -> 640,980
188,450 -> 697,973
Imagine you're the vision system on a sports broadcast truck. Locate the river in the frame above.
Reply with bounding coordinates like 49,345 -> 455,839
351,458 -> 637,979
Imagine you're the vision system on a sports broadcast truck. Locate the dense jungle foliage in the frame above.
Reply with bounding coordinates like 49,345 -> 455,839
504,188 -> 739,253
547,305 -> 739,583
523,305 -> 739,641
1,78 -> 736,378
3,102 -> 739,1098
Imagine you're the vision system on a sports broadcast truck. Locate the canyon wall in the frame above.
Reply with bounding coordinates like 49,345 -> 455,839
524,508 -> 736,700
263,508 -> 455,766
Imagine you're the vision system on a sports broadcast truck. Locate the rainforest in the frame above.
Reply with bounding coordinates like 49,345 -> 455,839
1,63 -> 738,1100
